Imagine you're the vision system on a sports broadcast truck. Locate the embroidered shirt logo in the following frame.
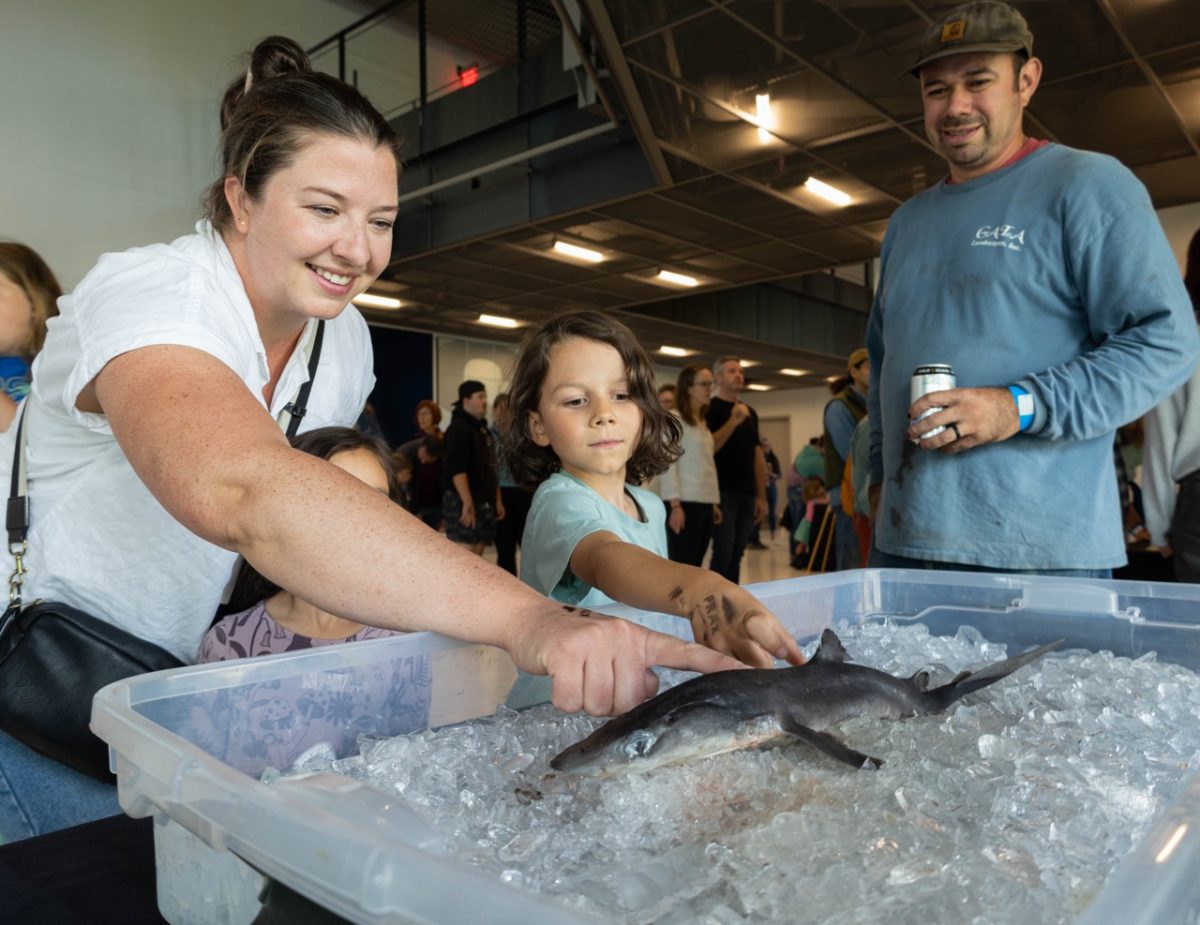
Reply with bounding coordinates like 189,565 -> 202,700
972,224 -> 1026,252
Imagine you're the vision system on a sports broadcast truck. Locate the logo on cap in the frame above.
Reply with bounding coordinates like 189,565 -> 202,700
941,20 -> 966,43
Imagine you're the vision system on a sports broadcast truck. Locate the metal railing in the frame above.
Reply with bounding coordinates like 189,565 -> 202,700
306,0 -> 563,122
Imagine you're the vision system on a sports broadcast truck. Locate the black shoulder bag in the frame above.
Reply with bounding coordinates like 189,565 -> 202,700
0,320 -> 325,782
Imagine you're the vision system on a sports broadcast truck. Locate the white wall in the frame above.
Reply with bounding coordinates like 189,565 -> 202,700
0,0 -> 391,288
743,385 -> 831,470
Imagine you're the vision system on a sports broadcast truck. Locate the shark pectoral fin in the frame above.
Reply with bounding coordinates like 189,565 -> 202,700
778,715 -> 883,770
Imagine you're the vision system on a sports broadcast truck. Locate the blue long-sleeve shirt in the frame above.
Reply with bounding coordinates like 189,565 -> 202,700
867,143 -> 1198,569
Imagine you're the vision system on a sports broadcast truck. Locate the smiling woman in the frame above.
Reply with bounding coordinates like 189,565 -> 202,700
0,37 -> 747,843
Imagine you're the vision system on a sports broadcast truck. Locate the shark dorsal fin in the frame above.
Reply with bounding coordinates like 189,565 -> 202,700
814,629 -> 850,663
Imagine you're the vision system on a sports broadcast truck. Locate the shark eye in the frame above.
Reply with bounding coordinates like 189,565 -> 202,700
623,729 -> 657,758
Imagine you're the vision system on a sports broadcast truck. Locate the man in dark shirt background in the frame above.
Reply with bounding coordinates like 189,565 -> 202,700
706,357 -> 767,583
443,379 -> 503,555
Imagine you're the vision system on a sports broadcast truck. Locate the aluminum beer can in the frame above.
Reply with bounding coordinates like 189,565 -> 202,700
911,364 -> 956,439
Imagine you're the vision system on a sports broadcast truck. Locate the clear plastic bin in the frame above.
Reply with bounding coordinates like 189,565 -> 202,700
91,569 -> 1200,924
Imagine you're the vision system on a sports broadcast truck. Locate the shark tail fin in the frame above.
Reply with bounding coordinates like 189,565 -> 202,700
926,639 -> 1065,711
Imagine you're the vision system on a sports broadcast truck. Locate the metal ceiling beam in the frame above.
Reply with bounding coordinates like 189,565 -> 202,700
620,1 -> 731,48
410,243 -> 643,296
406,201 -> 800,292
398,235 -> 852,319
549,0 -> 620,124
395,120 -> 616,204
577,0 -> 675,186
647,186 -> 837,259
387,162 -> 695,271
1038,39 -> 1200,88
657,139 -> 883,256
553,209 -> 791,277
1093,0 -> 1200,160
626,58 -> 906,213
708,1 -> 938,155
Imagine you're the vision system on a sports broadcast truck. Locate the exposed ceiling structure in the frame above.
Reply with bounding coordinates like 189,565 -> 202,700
355,0 -> 1200,388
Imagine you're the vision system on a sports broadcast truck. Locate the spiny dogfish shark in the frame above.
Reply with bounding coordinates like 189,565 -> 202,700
550,628 -> 1064,777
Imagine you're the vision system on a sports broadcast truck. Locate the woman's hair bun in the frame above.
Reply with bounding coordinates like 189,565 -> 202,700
219,35 -> 312,129
248,35 -> 312,84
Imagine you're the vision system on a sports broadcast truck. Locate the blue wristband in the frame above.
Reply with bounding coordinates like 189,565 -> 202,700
1008,385 -> 1034,432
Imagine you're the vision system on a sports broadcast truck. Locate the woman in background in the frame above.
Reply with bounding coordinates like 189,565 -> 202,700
661,363 -> 723,567
398,399 -> 445,528
0,242 -> 61,430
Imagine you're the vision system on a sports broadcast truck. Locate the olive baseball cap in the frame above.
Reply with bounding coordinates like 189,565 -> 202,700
910,1 -> 1034,75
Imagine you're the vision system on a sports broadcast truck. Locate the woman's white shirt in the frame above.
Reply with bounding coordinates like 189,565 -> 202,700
0,221 -> 374,661
660,411 -> 720,504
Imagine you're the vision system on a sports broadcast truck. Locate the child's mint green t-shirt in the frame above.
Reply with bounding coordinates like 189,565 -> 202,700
520,470 -> 667,607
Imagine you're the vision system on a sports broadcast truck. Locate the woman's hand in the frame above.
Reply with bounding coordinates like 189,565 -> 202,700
668,504 -> 685,535
504,604 -> 746,715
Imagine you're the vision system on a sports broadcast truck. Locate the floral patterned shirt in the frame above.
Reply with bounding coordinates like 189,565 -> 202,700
198,600 -> 400,662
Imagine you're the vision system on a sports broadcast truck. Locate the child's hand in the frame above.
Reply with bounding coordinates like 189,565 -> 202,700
683,582 -> 806,668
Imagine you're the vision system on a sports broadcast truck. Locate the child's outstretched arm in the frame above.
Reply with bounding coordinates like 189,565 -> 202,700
570,532 -> 806,668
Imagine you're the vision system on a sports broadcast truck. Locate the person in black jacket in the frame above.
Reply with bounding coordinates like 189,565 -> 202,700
443,379 -> 504,554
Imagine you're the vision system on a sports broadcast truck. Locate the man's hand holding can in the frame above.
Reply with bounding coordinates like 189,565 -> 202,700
907,385 -> 1023,453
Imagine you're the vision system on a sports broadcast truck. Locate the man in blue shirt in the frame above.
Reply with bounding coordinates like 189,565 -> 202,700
867,0 -> 1198,575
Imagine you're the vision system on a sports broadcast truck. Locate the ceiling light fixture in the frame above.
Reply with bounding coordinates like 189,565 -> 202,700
779,368 -> 808,376
755,91 -> 774,143
352,293 -> 403,310
552,239 -> 605,263
803,176 -> 852,207
658,345 -> 692,358
478,313 -> 520,329
655,269 -> 699,287
746,383 -> 772,391
739,360 -> 759,368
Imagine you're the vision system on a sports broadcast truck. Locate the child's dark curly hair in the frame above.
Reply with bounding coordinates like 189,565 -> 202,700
501,310 -> 682,490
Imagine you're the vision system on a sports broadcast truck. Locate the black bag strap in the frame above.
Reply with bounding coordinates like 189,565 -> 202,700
6,406 -> 29,608
6,318 -> 326,606
279,319 -> 326,438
